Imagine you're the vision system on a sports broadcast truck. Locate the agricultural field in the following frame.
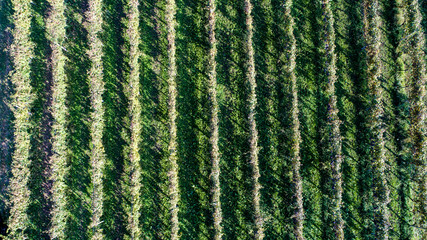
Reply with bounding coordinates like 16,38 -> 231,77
0,0 -> 426,239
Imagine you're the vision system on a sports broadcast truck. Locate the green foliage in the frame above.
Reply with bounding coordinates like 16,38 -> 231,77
1,0 -> 427,239
46,0 -> 72,238
405,0 -> 427,238
255,0 -> 296,238
294,0 -> 323,238
316,1 -> 344,239
0,1 -> 13,235
7,0 -> 51,238
333,0 -> 363,238
85,0 -> 108,238
4,0 -> 35,238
